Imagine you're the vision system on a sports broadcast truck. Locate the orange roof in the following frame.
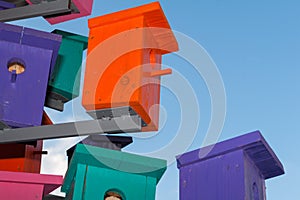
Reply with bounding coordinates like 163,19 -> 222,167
88,2 -> 178,53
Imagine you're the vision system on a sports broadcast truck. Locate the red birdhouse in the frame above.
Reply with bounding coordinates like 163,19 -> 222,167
0,111 -> 51,173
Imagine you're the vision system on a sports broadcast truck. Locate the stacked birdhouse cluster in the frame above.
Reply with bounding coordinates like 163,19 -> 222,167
0,1 -> 285,200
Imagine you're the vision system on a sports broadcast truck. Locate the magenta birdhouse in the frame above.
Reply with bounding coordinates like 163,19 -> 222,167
26,0 -> 94,24
176,131 -> 285,200
0,23 -> 62,128
0,171 -> 63,200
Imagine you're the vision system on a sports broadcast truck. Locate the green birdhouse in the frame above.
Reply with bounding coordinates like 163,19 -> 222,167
46,30 -> 88,111
61,144 -> 167,200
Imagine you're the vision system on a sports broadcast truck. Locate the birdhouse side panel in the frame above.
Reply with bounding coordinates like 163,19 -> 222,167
78,0 -> 93,14
71,163 -> 87,200
24,140 -> 43,173
139,49 -> 162,131
48,39 -> 85,100
244,152 -> 266,200
145,176 -> 157,200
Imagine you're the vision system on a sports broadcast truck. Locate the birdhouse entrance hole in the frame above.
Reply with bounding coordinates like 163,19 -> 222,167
7,58 -> 26,83
104,190 -> 124,200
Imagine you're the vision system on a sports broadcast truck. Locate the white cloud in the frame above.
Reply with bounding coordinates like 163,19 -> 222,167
41,137 -> 83,197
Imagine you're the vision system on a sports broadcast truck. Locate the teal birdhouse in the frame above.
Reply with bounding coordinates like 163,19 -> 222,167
46,30 -> 88,111
61,144 -> 167,200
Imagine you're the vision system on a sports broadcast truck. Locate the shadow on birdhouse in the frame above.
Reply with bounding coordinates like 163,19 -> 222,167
62,144 -> 167,200
82,2 -> 178,132
0,22 -> 61,128
66,135 -> 133,165
45,29 -> 88,111
176,131 -> 285,200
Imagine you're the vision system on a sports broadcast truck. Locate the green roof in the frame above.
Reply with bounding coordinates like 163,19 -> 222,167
62,144 -> 167,193
52,29 -> 88,49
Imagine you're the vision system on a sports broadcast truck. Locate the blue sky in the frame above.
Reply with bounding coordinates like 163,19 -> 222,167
9,0 -> 300,199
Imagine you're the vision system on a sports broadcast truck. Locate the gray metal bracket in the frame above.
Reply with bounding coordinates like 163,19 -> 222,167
0,121 -> 10,130
87,106 -> 147,127
29,0 -> 80,15
45,91 -> 69,112
0,115 -> 142,144
0,0 -> 72,22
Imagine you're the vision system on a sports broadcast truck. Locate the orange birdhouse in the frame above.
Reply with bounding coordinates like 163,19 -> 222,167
0,111 -> 51,173
82,2 -> 178,132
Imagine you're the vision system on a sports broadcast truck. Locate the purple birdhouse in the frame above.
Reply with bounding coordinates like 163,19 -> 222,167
176,131 -> 284,200
0,1 -> 15,10
0,23 -> 62,128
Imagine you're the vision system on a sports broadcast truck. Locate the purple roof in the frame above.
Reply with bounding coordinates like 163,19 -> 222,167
0,22 -> 62,75
177,130 -> 284,179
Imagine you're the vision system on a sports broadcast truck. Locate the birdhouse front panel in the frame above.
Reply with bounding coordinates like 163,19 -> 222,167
83,2 -> 178,131
178,150 -> 247,200
0,140 -> 43,173
0,181 -> 44,200
0,111 -> 51,173
22,27 -> 62,75
0,41 -> 53,127
82,165 -> 157,200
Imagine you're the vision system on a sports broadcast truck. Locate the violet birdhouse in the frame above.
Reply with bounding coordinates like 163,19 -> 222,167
176,131 -> 285,200
0,22 -> 61,128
